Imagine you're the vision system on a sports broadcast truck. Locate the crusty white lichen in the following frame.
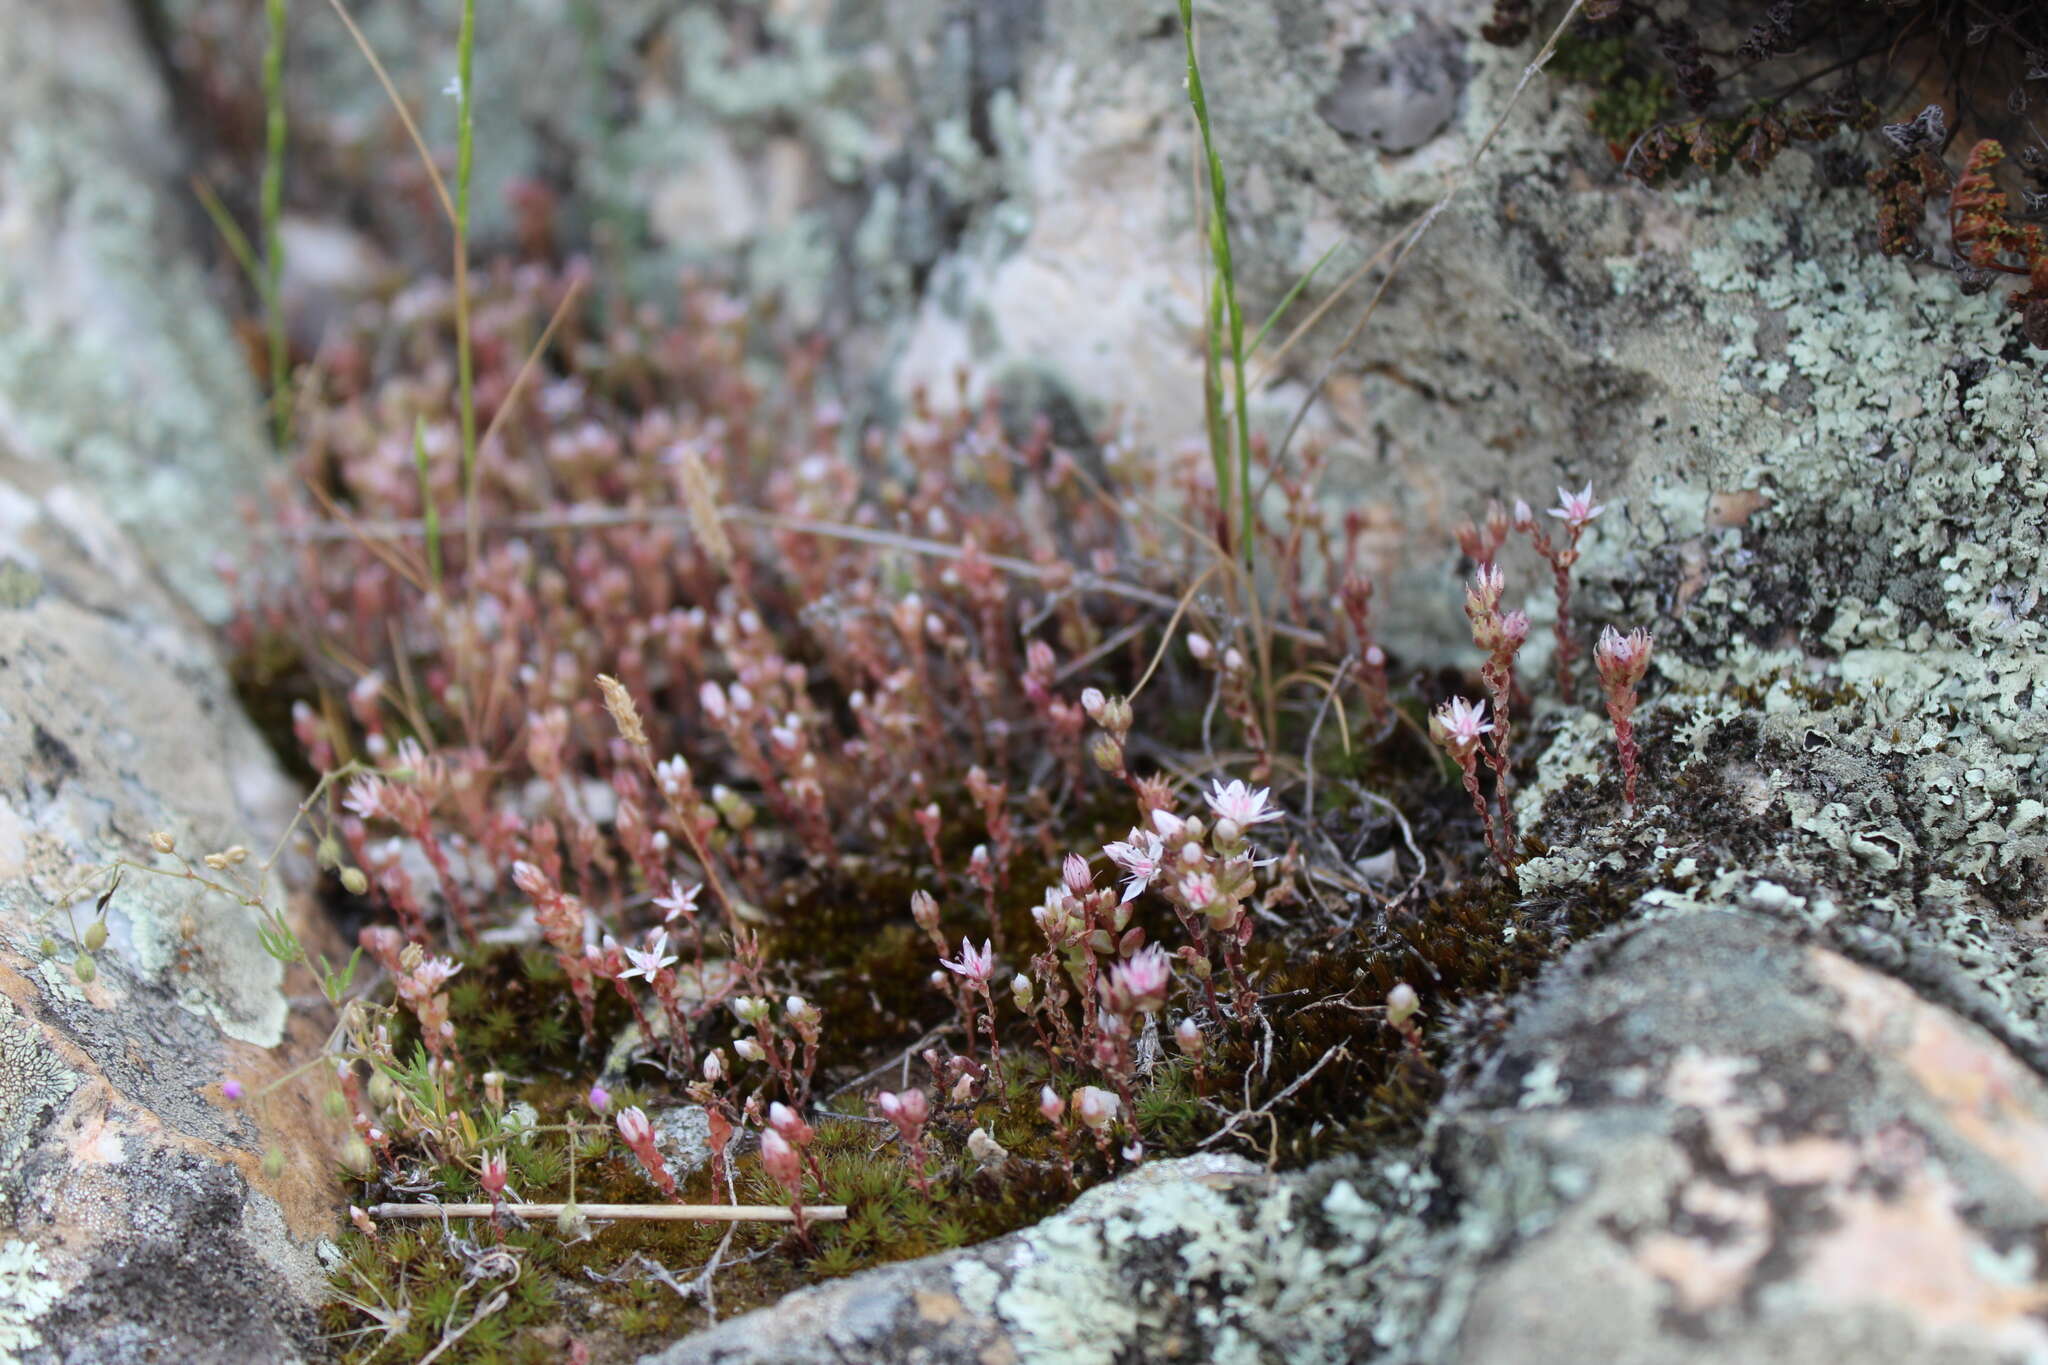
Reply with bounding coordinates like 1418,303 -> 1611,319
913,1151 -> 1494,1365
0,1238 -> 58,1362
1514,140 -> 2048,1061
0,998 -> 78,1210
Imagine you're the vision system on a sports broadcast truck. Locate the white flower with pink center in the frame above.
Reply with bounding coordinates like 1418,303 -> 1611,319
1204,778 -> 1281,828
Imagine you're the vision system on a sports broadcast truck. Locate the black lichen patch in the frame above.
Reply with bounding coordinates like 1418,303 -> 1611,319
30,721 -> 77,785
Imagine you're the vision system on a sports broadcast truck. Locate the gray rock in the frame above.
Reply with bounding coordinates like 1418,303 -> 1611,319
1318,21 -> 1468,152
0,414 -> 337,1365
1440,911 -> 2048,1364
0,3 -> 340,1358
654,1104 -> 713,1181
0,0 -> 271,623
638,1153 -> 1439,1365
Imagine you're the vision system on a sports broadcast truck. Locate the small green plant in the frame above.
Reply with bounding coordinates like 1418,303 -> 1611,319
1176,0 -> 1253,570
261,0 -> 290,447
452,0 -> 481,568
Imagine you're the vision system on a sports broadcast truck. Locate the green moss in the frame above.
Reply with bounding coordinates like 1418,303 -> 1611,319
1548,34 -> 1671,147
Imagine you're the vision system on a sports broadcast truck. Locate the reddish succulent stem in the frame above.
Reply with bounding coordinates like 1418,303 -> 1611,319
974,982 -> 1004,1087
1456,752 -> 1509,873
1609,707 -> 1640,818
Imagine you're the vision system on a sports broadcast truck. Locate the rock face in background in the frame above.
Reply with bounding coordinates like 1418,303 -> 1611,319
160,0 -> 1527,638
0,1 -> 338,1359
0,0 -> 272,624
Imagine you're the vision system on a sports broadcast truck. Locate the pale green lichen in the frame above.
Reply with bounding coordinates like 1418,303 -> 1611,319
0,10 -> 268,622
0,999 -> 78,1215
1503,119 -> 2048,1060
0,1238 -> 58,1362
904,1152 -> 1491,1365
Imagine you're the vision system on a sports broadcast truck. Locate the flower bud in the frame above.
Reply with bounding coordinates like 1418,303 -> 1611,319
1090,734 -> 1123,771
73,952 -> 96,984
479,1149 -> 509,1198
1039,1085 -> 1065,1124
1074,1086 -> 1119,1132
149,830 -> 176,854
586,1083 -> 612,1113
896,1088 -> 930,1126
83,920 -> 108,953
1387,982 -> 1420,1030
1175,1017 -> 1205,1057
759,1127 -> 802,1191
1010,973 -> 1034,1012
340,866 -> 370,895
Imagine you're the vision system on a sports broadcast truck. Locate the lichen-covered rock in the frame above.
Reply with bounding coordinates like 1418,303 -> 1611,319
0,398 -> 340,1365
639,1153 -> 1456,1365
0,0 -> 271,623
0,7 -> 342,1357
1439,910 -> 2048,1365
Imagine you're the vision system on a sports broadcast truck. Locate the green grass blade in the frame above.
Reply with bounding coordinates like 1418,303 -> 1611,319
1248,240 -> 1341,359
415,417 -> 443,589
455,0 -> 480,571
191,178 -> 264,290
262,0 -> 291,448
1177,0 -> 1254,569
